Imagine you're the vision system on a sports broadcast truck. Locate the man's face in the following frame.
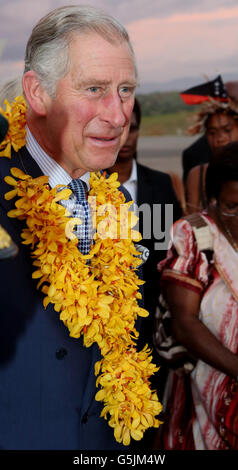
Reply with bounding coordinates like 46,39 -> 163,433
117,111 -> 139,161
43,33 -> 137,178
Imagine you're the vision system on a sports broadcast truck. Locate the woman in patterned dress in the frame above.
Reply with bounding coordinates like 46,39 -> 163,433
157,141 -> 238,450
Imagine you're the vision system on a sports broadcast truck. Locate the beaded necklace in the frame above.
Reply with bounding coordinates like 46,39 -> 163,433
221,221 -> 238,252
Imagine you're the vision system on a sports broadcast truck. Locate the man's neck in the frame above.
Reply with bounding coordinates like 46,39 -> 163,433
26,121 -> 87,180
25,125 -> 90,188
109,159 -> 133,184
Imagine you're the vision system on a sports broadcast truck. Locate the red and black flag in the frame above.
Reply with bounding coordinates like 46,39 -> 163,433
180,75 -> 229,105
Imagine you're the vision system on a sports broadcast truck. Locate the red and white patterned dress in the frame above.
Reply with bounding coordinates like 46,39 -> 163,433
158,213 -> 238,450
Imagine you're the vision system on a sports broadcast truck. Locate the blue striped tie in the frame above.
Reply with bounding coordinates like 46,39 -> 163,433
68,179 -> 91,254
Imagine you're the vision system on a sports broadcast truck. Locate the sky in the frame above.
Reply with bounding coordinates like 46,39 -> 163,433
1,0 -> 238,92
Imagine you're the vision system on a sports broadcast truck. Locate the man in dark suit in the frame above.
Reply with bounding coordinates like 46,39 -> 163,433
0,5 -> 145,450
108,99 -> 182,396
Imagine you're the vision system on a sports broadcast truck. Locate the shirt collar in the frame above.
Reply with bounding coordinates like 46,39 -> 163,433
25,126 -> 90,190
126,159 -> 138,184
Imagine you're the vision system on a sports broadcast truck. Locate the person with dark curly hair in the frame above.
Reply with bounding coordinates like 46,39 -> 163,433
185,98 -> 238,214
156,141 -> 238,450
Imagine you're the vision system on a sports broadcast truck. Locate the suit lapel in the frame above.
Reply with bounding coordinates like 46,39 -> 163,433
136,163 -> 154,240
136,163 -> 154,207
17,147 -> 44,178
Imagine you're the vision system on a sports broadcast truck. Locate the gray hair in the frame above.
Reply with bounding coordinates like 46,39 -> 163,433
0,76 -> 23,107
24,5 -> 136,98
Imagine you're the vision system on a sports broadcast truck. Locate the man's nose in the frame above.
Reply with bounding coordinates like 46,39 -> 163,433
100,93 -> 127,128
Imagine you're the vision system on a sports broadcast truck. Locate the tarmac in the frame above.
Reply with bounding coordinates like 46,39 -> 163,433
137,134 -> 198,177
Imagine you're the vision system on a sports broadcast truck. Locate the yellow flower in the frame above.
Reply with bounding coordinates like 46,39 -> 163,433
95,345 -> 162,445
4,146 -> 163,445
0,96 -> 27,158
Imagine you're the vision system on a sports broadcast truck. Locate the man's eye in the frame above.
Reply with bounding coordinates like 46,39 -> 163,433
119,86 -> 135,99
88,87 -> 100,93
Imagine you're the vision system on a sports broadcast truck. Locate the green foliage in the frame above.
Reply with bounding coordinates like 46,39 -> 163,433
136,91 -> 196,116
140,111 -> 195,136
135,90 -> 197,135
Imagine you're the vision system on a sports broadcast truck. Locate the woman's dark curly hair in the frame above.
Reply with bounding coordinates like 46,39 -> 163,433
206,141 -> 238,202
188,98 -> 238,135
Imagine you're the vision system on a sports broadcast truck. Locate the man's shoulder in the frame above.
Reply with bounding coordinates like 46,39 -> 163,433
0,147 -> 43,182
0,150 -> 21,192
136,162 -> 171,183
0,147 -> 28,171
136,162 -> 179,208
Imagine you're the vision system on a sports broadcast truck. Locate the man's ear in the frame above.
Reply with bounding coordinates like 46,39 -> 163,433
22,71 -> 50,116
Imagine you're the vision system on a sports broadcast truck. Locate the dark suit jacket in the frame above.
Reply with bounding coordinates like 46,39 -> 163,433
0,147 -> 133,450
124,163 -> 182,449
135,163 -> 181,354
182,135 -> 212,183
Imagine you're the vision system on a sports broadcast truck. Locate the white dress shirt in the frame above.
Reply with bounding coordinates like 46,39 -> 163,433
25,126 -> 90,189
122,159 -> 138,204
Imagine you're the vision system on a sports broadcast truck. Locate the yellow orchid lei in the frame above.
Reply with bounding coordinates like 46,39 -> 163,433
0,96 -> 27,157
1,96 -> 162,445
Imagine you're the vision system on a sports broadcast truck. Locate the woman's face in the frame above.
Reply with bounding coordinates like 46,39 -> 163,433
206,112 -> 238,152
